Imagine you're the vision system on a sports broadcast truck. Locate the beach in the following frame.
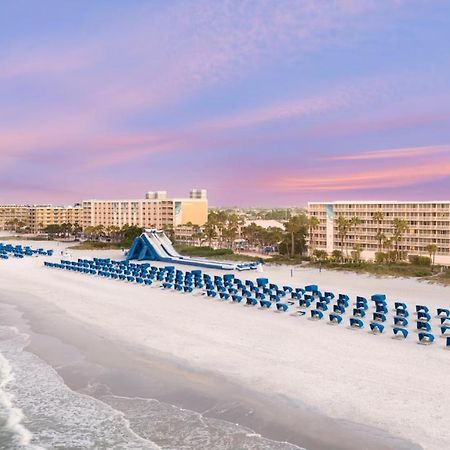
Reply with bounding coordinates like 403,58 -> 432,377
0,240 -> 449,449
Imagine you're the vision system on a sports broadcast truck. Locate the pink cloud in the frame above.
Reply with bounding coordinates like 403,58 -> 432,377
325,144 -> 450,161
269,148 -> 450,192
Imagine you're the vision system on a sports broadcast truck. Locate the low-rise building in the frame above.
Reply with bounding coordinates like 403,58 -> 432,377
308,201 -> 450,265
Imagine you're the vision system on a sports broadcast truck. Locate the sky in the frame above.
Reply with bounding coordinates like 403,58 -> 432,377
1,0 -> 450,207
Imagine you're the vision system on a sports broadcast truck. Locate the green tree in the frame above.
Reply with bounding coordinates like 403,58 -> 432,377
283,214 -> 308,258
336,216 -> 350,261
393,218 -> 409,261
425,243 -> 438,267
372,211 -> 385,252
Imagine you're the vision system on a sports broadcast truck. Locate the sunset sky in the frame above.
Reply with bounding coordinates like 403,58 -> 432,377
1,0 -> 450,206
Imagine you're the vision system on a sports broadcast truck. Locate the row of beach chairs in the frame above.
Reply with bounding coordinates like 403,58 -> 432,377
1,242 -> 53,260
43,258 -> 450,348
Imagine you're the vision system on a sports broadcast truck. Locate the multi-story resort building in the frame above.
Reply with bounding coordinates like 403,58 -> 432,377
0,189 -> 208,233
0,204 -> 82,232
308,201 -> 450,265
30,205 -> 83,233
81,189 -> 208,230
0,205 -> 31,230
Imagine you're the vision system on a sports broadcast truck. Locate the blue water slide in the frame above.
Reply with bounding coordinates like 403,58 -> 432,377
127,230 -> 257,271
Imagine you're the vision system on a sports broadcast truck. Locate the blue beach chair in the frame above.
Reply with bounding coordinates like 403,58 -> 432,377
394,317 -> 408,327
418,332 -> 434,345
310,309 -> 323,320
260,300 -> 272,309
370,323 -> 384,334
349,318 -> 364,329
329,313 -> 343,325
392,327 -> 408,339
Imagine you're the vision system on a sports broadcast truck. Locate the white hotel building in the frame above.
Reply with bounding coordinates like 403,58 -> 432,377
307,201 -> 450,265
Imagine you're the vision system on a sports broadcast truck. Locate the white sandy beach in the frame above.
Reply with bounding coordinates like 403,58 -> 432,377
1,240 -> 450,449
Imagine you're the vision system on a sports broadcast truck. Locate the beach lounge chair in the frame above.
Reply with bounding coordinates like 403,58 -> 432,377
305,284 -> 318,293
349,318 -> 364,329
418,332 -> 434,345
324,291 -> 335,299
417,321 -> 431,332
417,312 -> 431,322
395,302 -> 407,310
299,299 -> 311,308
333,304 -> 345,315
246,297 -> 257,306
337,299 -> 349,308
232,295 -> 243,303
394,317 -> 408,327
416,305 -> 429,313
276,303 -> 288,312
316,301 -> 328,312
356,296 -> 367,304
395,308 -> 409,318
328,313 -> 343,325
260,300 -> 272,308
310,309 -> 323,320
356,301 -> 368,311
219,292 -> 230,300
437,308 -> 450,318
256,277 -> 268,287
338,294 -> 350,302
353,308 -> 366,318
376,304 -> 388,314
373,312 -> 386,322
440,326 -> 450,337
392,327 -> 408,339
371,294 -> 386,302
369,323 -> 384,334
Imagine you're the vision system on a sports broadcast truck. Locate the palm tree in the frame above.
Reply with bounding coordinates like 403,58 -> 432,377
203,222 -> 217,247
393,218 -> 409,261
336,216 -> 350,261
349,216 -> 362,251
372,211 -> 384,252
308,216 -> 320,257
383,236 -> 394,263
284,216 -> 302,258
425,243 -> 438,267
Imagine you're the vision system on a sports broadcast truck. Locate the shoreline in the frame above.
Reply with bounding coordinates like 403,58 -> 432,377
0,293 -> 415,450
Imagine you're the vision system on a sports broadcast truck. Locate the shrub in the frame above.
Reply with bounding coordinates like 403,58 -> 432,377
408,255 -> 431,266
375,252 -> 388,264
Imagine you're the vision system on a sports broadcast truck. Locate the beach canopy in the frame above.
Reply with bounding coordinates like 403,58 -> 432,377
329,313 -> 343,324
437,308 -> 450,318
418,332 -> 435,344
310,309 -> 323,320
350,318 -> 364,329
370,323 -> 384,334
393,327 -> 408,339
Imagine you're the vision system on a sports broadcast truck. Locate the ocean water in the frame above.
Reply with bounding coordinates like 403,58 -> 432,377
0,325 -> 304,450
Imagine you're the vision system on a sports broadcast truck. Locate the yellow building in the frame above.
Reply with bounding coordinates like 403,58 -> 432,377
30,205 -> 83,233
0,204 -> 82,232
0,205 -> 31,230
308,201 -> 450,265
82,189 -> 208,230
